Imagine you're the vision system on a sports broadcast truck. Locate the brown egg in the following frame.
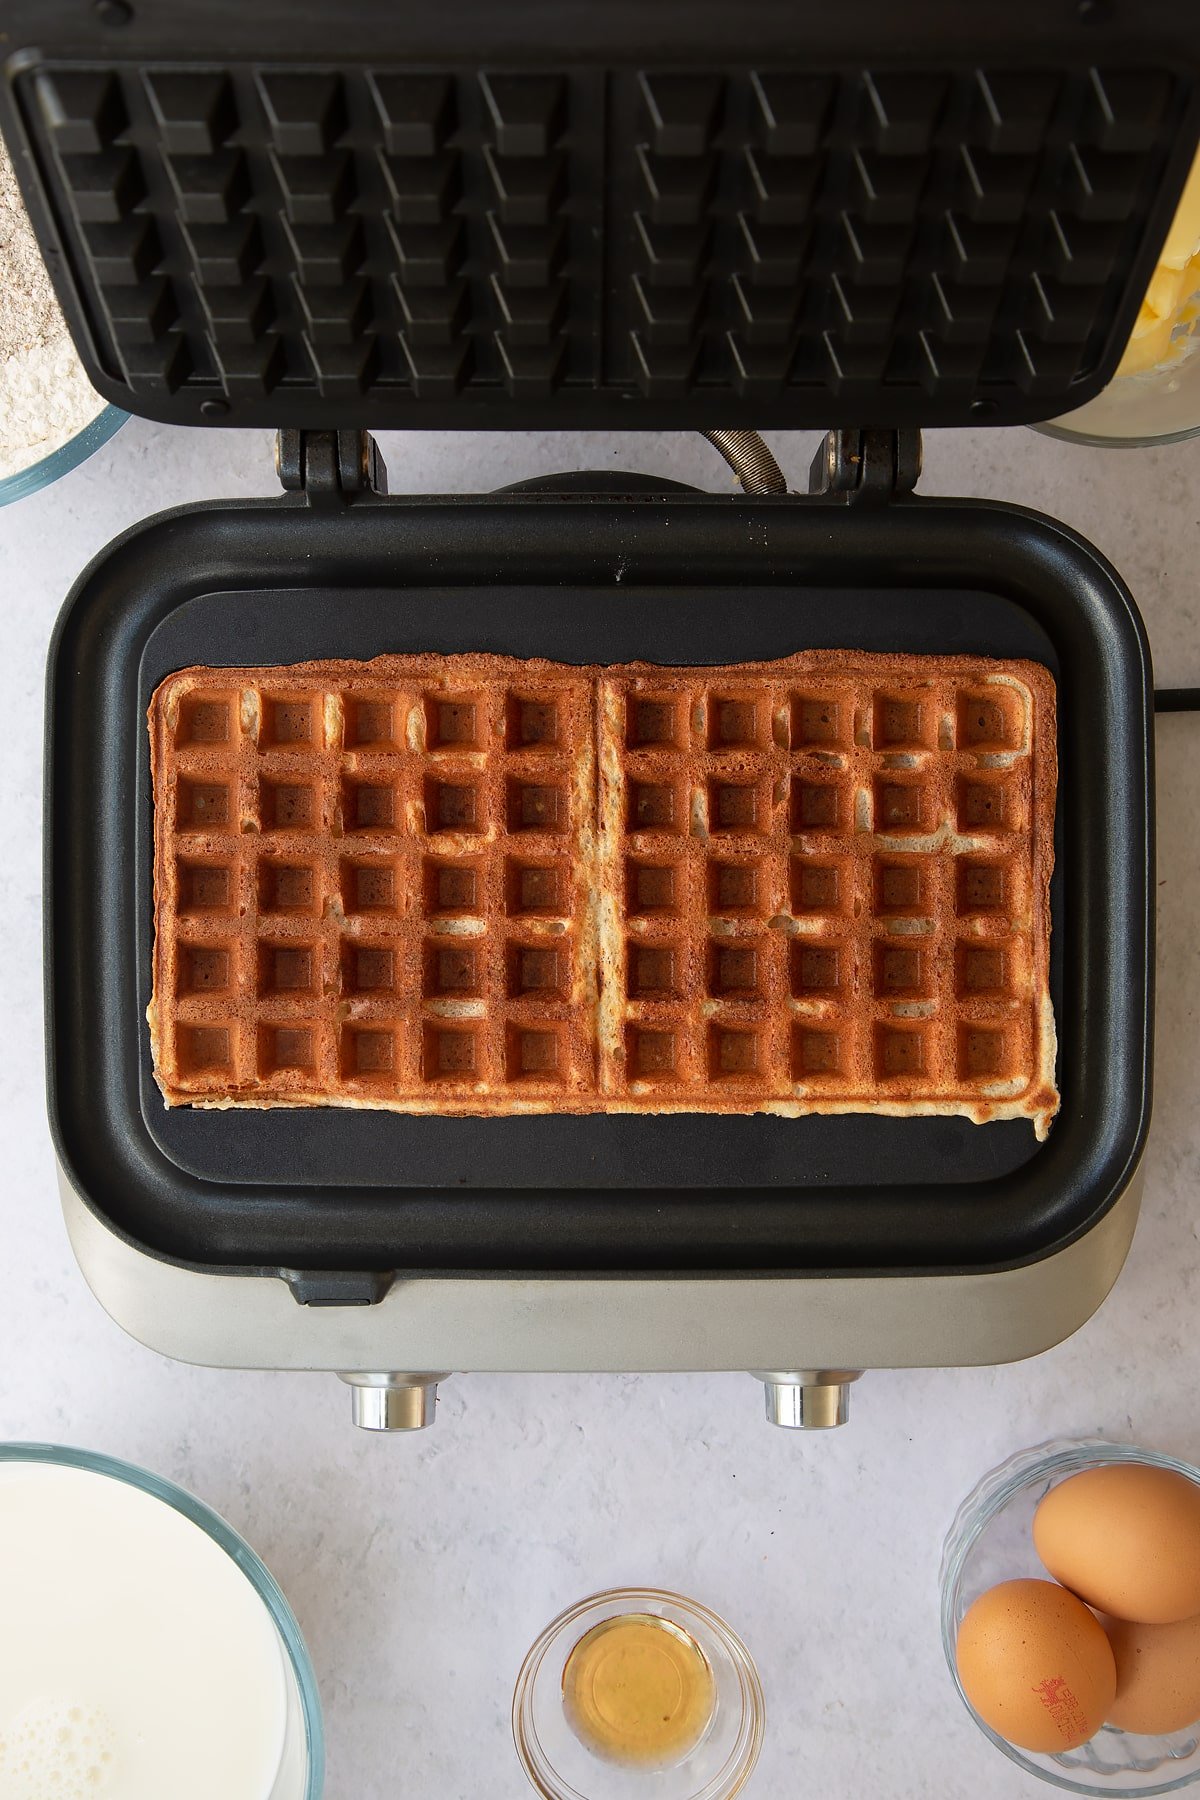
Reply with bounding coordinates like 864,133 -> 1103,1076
1033,1465 -> 1200,1624
1102,1612 -> 1200,1735
956,1579 -> 1116,1752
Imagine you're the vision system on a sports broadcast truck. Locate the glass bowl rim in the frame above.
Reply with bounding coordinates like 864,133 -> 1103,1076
0,1439 -> 324,1798
0,402 -> 128,507
1032,418 -> 1200,450
940,1435 -> 1200,1798
513,1585 -> 765,1800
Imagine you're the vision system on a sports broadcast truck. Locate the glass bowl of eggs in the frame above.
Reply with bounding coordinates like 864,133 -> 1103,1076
941,1438 -> 1200,1795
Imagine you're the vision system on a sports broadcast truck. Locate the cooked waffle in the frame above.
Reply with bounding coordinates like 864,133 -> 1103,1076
148,650 -> 1059,1137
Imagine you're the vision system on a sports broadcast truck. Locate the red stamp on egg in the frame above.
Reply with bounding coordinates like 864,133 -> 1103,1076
1032,1675 -> 1090,1742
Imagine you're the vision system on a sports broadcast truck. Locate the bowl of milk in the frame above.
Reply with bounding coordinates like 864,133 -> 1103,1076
0,1443 -> 323,1799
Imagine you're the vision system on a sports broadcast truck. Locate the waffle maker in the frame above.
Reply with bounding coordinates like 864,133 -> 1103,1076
13,0 -> 1193,1431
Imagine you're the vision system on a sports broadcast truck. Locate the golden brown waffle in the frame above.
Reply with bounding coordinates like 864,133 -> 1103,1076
148,650 -> 1059,1137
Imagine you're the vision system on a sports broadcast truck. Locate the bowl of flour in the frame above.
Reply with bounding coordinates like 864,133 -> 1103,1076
1,134 -> 126,506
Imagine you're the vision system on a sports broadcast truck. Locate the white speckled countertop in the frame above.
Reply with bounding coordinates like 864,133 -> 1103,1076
2,419 -> 1199,1800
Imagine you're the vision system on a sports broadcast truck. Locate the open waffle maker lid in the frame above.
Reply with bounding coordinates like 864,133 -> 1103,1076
14,0 -> 1191,1284
3,0 -> 1200,431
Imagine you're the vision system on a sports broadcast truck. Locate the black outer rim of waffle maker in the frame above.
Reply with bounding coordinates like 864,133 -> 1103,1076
43,484 -> 1153,1282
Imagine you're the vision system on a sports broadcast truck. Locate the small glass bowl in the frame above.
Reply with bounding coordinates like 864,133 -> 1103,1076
513,1588 -> 764,1800
941,1437 -> 1200,1796
0,402 -> 127,507
0,1442 -> 324,1799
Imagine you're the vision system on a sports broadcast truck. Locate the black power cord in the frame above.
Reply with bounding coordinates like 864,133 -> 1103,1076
1155,689 -> 1200,712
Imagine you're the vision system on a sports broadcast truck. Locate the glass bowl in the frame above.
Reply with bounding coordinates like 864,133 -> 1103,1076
0,1442 -> 324,1799
1035,346 -> 1200,449
0,402 -> 127,507
941,1437 -> 1200,1796
513,1588 -> 764,1800
1038,148 -> 1200,447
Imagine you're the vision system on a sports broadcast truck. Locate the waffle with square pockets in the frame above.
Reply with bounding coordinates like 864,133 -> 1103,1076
148,649 -> 1058,1138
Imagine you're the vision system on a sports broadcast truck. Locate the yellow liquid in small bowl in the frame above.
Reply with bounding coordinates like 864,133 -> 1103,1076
561,1613 -> 717,1770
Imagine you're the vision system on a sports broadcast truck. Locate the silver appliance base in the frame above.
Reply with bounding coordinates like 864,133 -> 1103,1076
59,1166 -> 1142,1374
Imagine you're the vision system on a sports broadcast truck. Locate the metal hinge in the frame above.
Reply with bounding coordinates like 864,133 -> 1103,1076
275,428 -> 389,503
808,428 -> 922,504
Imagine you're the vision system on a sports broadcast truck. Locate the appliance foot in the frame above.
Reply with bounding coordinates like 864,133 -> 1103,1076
750,1370 -> 862,1429
337,1372 -> 451,1431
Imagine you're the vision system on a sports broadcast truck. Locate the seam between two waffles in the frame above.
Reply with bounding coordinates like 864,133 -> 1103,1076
591,677 -> 623,1097
588,670 -> 604,1092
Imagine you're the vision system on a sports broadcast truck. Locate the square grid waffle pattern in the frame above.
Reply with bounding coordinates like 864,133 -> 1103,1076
598,662 -> 1056,1136
150,662 -> 598,1110
16,57 -> 1191,423
149,652 -> 1058,1134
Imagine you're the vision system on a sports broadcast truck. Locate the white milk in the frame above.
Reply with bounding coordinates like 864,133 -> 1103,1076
0,1460 -> 289,1800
